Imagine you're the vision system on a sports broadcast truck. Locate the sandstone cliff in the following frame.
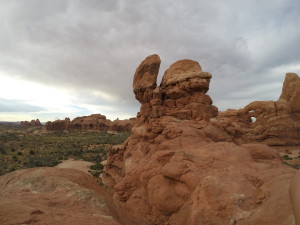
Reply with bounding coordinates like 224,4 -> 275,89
45,114 -> 135,132
103,55 -> 298,225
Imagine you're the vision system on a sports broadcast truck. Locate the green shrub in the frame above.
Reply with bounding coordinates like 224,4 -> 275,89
0,147 -> 6,154
282,154 -> 293,160
89,170 -> 101,177
23,157 -> 61,168
90,163 -> 104,171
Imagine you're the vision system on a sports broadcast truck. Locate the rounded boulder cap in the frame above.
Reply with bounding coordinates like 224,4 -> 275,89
161,59 -> 212,86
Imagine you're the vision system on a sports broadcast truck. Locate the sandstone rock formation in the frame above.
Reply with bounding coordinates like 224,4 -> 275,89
133,55 -> 218,121
103,55 -> 298,225
133,54 -> 160,103
0,167 -> 120,225
45,114 -> 135,132
21,119 -> 42,127
217,73 -> 300,146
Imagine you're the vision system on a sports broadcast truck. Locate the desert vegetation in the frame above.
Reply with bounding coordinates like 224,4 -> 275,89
0,124 -> 130,176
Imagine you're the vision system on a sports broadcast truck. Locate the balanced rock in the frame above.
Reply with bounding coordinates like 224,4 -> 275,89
135,56 -> 218,122
161,59 -> 211,91
133,54 -> 160,103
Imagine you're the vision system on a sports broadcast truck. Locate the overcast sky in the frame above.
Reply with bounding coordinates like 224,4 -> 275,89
0,0 -> 299,122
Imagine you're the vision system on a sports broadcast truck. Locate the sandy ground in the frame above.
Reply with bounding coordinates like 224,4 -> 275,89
56,158 -> 93,175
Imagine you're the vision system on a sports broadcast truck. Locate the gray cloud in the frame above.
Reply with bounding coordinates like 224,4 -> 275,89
0,98 -> 45,112
0,0 -> 299,119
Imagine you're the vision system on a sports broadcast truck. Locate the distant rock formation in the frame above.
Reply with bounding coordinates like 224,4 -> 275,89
45,114 -> 135,132
20,119 -> 42,127
217,73 -> 300,146
103,55 -> 298,225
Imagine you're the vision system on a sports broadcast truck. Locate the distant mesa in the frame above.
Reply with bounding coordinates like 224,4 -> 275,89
45,114 -> 135,132
20,119 -> 42,127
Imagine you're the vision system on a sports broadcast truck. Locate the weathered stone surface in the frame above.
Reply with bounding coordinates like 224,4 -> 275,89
133,57 -> 218,122
0,167 -> 121,225
133,54 -> 161,103
161,59 -> 211,90
290,170 -> 300,225
217,73 -> 300,146
104,55 -> 298,225
45,114 -> 135,132
279,73 -> 300,112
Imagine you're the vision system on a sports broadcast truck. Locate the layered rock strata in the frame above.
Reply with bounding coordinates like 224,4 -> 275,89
133,55 -> 218,121
103,55 -> 297,225
45,114 -> 135,132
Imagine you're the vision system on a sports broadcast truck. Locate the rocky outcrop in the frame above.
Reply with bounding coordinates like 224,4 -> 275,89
20,119 -> 42,127
134,55 -> 218,121
0,167 -> 121,225
103,55 -> 298,225
45,114 -> 135,132
217,73 -> 300,146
